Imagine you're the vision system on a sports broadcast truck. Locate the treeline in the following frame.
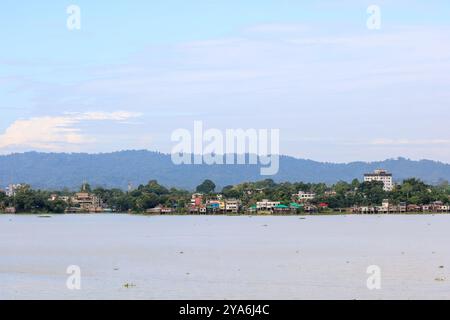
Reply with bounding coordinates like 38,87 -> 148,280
1,178 -> 449,213
222,178 -> 450,208
0,185 -> 68,213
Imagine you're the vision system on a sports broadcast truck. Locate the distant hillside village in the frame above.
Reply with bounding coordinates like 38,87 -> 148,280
1,169 -> 449,215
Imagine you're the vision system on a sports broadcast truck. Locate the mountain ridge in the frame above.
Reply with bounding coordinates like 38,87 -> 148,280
0,150 -> 449,190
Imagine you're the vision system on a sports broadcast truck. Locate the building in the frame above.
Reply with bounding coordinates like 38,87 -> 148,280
324,191 -> 337,197
407,204 -> 422,212
5,207 -> 16,214
303,204 -> 318,214
364,169 -> 394,191
206,199 -> 225,213
146,206 -> 174,215
67,192 -> 102,213
146,207 -> 163,215
191,193 -> 203,207
5,184 -> 23,197
48,194 -> 69,202
256,199 -> 281,211
225,199 -> 240,213
294,191 -> 316,202
146,206 -> 173,215
273,204 -> 290,214
377,199 -> 394,214
353,206 -> 377,214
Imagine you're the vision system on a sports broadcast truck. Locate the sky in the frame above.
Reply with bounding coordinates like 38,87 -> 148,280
1,0 -> 450,163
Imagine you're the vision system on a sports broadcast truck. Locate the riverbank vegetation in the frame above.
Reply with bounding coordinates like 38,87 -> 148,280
1,178 -> 449,214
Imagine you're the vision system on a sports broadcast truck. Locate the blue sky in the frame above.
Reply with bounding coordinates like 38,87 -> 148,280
1,1 -> 450,162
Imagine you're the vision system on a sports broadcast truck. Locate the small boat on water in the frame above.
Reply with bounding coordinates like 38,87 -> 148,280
38,215 -> 52,218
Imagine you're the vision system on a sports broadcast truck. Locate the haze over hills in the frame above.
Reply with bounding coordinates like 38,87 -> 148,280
0,151 -> 449,191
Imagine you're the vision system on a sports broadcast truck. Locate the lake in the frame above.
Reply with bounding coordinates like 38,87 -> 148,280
1,214 -> 450,300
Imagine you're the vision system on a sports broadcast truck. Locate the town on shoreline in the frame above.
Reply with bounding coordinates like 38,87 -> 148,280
1,170 -> 449,215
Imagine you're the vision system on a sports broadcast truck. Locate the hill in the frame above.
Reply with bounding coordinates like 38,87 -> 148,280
0,151 -> 449,190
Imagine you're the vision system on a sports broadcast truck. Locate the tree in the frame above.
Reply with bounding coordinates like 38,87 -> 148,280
196,180 -> 216,194
358,181 -> 386,205
143,180 -> 169,195
0,191 -> 7,209
222,185 -> 241,199
136,193 -> 159,211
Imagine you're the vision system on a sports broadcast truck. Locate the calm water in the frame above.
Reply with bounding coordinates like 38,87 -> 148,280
1,214 -> 450,300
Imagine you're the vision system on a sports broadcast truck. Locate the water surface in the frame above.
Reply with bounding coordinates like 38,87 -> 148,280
1,214 -> 450,299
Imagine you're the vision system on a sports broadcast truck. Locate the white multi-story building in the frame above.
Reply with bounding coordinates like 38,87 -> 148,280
225,199 -> 240,213
256,199 -> 280,210
294,191 -> 316,202
364,169 -> 394,191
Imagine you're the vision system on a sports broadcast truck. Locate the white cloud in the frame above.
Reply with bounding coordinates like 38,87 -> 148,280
3,22 -> 450,161
66,111 -> 142,121
371,139 -> 450,146
0,111 -> 141,152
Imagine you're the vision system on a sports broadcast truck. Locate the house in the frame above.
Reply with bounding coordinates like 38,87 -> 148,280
407,204 -> 422,212
289,202 -> 302,213
48,194 -> 70,203
67,192 -> 102,213
398,202 -> 407,213
256,199 -> 280,211
244,188 -> 265,196
377,199 -> 393,214
225,199 -> 240,213
206,199 -> 225,214
191,193 -> 204,207
273,204 -> 290,214
146,207 -> 162,215
364,169 -> 394,191
354,206 -> 377,214
189,206 -> 199,214
324,191 -> 337,197
304,204 -> 318,214
161,207 -> 173,214
5,207 -> 16,214
147,206 -> 173,214
318,203 -> 329,209
431,201 -> 449,213
293,191 -> 316,202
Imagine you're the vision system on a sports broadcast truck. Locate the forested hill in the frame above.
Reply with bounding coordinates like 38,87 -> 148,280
0,151 -> 449,190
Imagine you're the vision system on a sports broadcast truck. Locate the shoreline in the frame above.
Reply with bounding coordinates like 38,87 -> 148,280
2,211 -> 450,217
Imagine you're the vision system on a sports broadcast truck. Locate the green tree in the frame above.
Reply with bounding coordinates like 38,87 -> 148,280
196,180 -> 216,194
